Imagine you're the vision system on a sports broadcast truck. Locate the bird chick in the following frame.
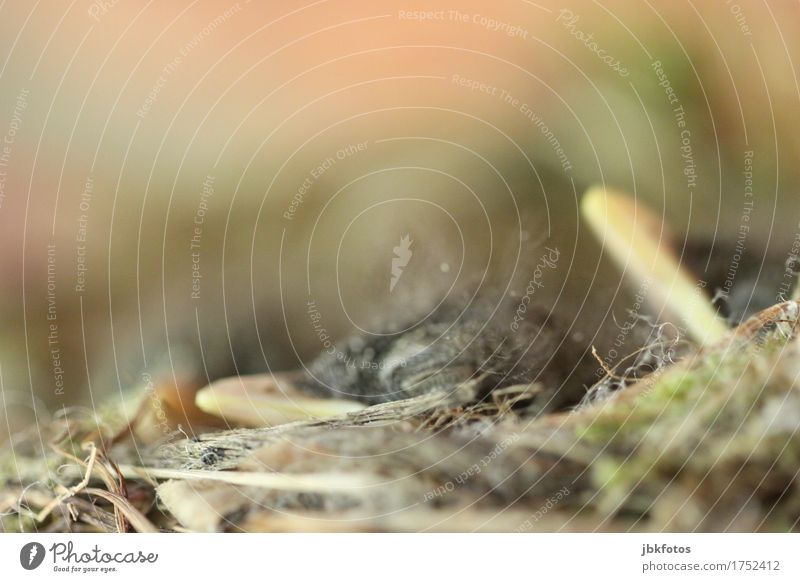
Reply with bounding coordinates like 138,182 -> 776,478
295,297 -> 596,412
187,283 -> 604,429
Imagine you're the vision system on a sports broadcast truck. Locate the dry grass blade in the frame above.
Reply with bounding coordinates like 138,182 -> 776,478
80,488 -> 158,533
119,465 -> 382,491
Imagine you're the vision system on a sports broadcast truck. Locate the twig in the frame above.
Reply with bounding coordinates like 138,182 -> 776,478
35,443 -> 98,523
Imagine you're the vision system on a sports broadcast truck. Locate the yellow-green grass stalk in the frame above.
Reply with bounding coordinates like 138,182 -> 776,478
581,186 -> 729,347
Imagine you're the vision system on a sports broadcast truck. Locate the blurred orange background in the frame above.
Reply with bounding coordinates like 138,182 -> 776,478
1,0 -> 799,438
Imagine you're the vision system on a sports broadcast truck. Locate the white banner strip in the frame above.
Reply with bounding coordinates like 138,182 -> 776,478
0,533 -> 796,581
